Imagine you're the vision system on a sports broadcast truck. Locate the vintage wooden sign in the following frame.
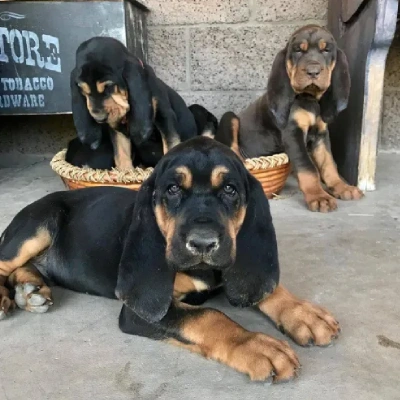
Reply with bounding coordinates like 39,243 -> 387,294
0,1 -> 148,115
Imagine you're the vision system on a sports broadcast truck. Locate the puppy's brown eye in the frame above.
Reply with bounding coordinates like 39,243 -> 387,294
223,185 -> 236,196
167,184 -> 181,195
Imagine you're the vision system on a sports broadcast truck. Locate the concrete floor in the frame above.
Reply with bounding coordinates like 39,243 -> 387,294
0,153 -> 399,400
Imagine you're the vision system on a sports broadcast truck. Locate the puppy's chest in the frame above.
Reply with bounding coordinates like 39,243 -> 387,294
305,124 -> 326,150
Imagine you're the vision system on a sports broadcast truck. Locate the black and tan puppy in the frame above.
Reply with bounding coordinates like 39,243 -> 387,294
0,137 -> 340,381
216,25 -> 363,212
189,104 -> 219,138
66,103 -> 218,169
70,36 -> 197,170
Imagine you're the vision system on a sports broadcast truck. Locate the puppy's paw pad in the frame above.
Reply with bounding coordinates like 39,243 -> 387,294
14,283 -> 53,313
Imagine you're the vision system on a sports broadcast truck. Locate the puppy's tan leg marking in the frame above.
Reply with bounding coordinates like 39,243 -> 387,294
292,109 -> 316,134
0,227 -> 51,277
168,307 -> 300,382
312,141 -> 364,201
160,132 -> 180,155
297,171 -> 337,212
173,273 -> 210,300
230,117 -> 244,161
258,285 -> 341,347
113,131 -> 133,170
8,263 -> 53,313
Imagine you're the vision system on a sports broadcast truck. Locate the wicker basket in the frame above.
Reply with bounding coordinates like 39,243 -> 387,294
50,149 -> 290,198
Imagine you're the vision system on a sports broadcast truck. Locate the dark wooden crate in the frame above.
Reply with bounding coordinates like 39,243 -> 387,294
0,0 -> 148,116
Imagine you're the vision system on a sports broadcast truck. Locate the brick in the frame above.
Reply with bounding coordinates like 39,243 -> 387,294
148,27 -> 188,91
381,91 -> 400,150
180,91 -> 264,120
254,0 -> 327,22
190,25 -> 300,91
141,0 -> 250,26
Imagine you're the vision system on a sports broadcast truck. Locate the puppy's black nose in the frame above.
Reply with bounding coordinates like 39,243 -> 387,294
306,64 -> 321,78
186,232 -> 219,255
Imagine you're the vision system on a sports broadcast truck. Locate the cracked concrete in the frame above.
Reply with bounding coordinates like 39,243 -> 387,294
0,153 -> 399,400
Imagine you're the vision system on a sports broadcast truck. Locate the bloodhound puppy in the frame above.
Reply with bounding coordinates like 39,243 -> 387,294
216,25 -> 364,212
70,36 -> 197,170
0,137 -> 340,382
66,101 -> 218,170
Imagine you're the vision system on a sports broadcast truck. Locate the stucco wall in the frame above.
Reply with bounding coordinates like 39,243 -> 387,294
0,0 -> 398,154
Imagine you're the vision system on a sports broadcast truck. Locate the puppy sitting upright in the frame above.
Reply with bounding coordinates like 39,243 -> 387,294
70,36 -> 197,170
216,25 -> 363,212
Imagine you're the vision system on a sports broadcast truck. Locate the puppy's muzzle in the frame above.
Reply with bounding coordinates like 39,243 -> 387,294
305,62 -> 322,79
186,229 -> 220,256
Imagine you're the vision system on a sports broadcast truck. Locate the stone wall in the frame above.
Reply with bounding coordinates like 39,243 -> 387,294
144,0 -> 327,119
381,31 -> 400,151
0,0 -> 399,154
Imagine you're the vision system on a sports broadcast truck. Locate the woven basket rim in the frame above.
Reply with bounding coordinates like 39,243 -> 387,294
50,149 -> 290,184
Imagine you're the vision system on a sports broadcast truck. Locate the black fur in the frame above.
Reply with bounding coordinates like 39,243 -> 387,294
70,36 -> 197,167
0,137 -> 279,329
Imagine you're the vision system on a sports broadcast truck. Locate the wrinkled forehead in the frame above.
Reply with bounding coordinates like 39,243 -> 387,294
157,150 -> 244,190
77,63 -> 118,94
290,26 -> 335,46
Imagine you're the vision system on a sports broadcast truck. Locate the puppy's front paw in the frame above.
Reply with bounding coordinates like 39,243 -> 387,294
14,283 -> 53,314
229,332 -> 300,382
304,190 -> 337,213
277,300 -> 341,347
329,182 -> 364,200
258,286 -> 341,347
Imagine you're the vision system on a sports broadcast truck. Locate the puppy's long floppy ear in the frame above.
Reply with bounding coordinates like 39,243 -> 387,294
70,68 -> 102,150
115,171 -> 174,323
123,57 -> 153,146
266,48 -> 296,130
223,173 -> 280,307
320,48 -> 350,123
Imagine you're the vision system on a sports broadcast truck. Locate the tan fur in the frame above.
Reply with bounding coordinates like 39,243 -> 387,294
152,97 -> 158,120
292,109 -> 316,133
312,142 -> 364,200
300,40 -> 308,51
8,264 -> 53,308
297,171 -> 337,212
176,166 -> 193,190
173,273 -> 209,300
0,227 -> 51,277
78,82 -> 90,95
154,205 -> 176,260
113,131 -> 133,170
96,80 -> 113,93
316,116 -> 327,133
258,285 -> 341,346
210,166 -> 229,188
230,117 -> 243,160
318,39 -> 327,51
105,86 -> 130,127
176,307 -> 300,381
160,133 -> 181,155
